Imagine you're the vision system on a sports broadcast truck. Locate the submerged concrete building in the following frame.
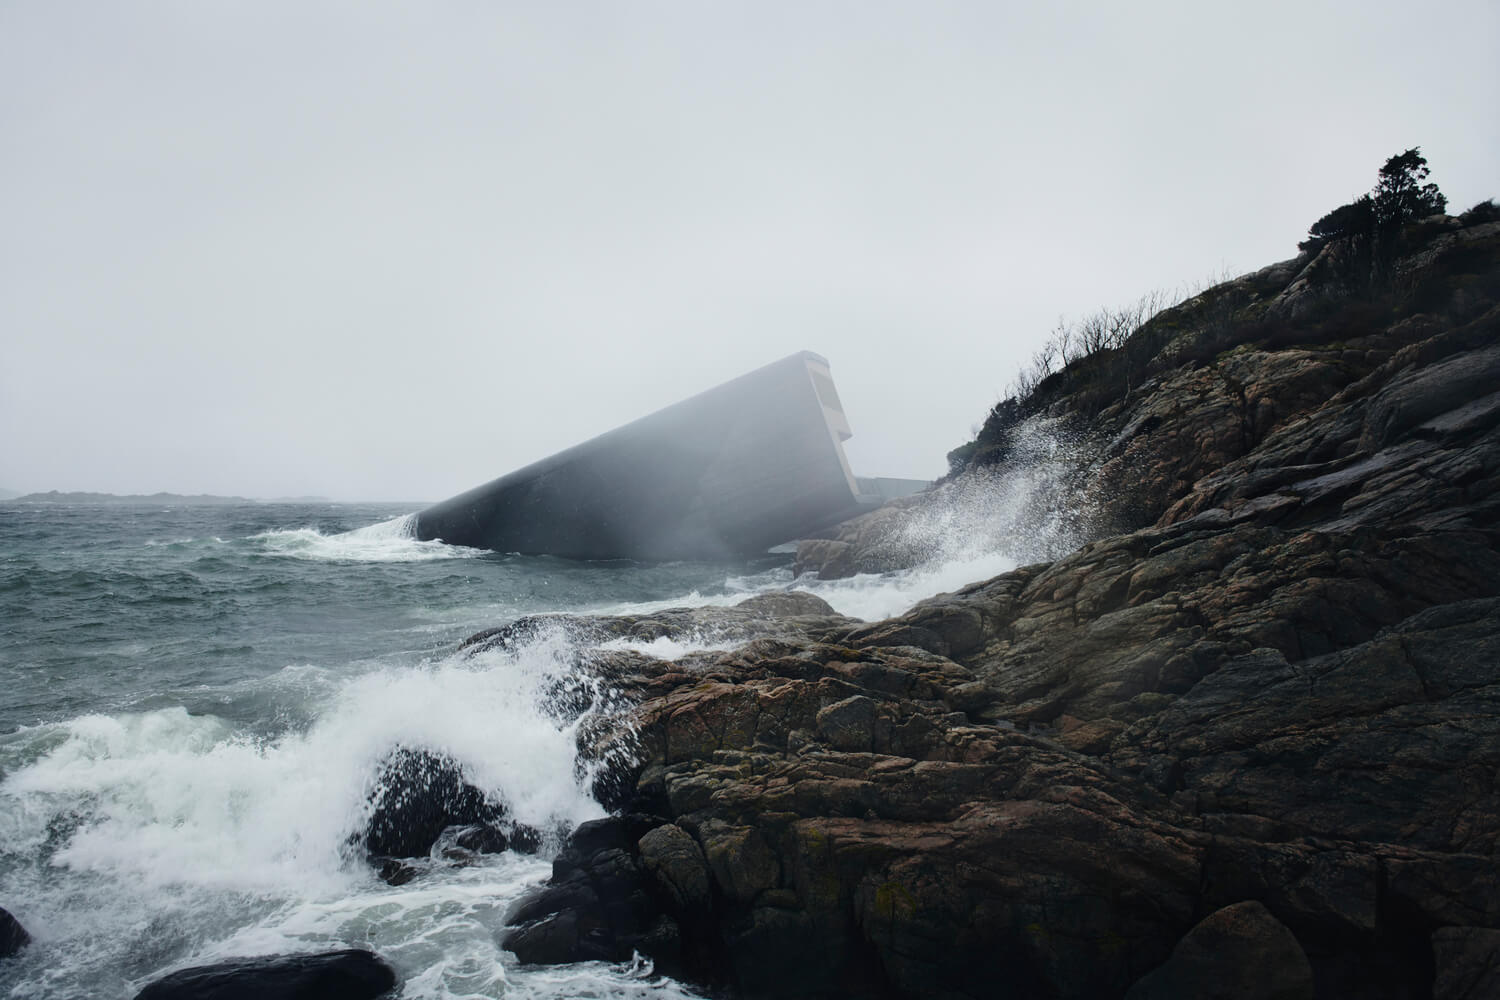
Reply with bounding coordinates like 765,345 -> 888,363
414,352 -> 925,561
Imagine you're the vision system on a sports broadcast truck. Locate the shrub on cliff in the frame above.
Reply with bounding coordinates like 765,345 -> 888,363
946,149 -> 1468,477
1372,147 -> 1447,229
1460,198 -> 1500,226
1298,147 -> 1447,269
1299,195 -> 1374,254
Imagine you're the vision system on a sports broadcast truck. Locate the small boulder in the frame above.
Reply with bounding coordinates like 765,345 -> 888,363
0,906 -> 29,958
132,949 -> 397,1000
815,695 -> 878,752
362,747 -> 537,860
638,824 -> 711,912
791,538 -> 857,580
502,814 -> 710,977
1125,900 -> 1314,1000
376,859 -> 419,887
733,591 -> 837,618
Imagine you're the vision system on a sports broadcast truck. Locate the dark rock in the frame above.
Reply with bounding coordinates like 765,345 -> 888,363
0,906 -> 29,958
552,814 -> 665,877
503,814 -> 679,969
814,695 -> 878,752
638,824 -> 712,913
1358,344 -> 1500,451
375,859 -> 419,886
1432,927 -> 1500,1000
733,591 -> 837,618
485,225 -> 1500,1000
791,537 -> 858,580
361,747 -> 537,860
1125,901 -> 1314,1000
132,950 -> 397,1000
700,822 -> 780,906
502,907 -> 583,966
501,812 -> 724,983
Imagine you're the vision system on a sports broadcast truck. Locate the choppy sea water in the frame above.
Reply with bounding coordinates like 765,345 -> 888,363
0,501 -> 1022,998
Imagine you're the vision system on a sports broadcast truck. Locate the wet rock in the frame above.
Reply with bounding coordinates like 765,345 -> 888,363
0,907 -> 29,958
132,949 -> 397,1000
501,813 -> 726,982
792,498 -> 928,580
638,824 -> 711,913
732,591 -> 837,618
361,747 -> 537,860
1432,927 -> 1500,1000
458,615 -> 572,654
700,822 -> 780,906
814,695 -> 878,752
488,225 -> 1500,999
791,538 -> 858,579
375,859 -> 419,887
503,815 -> 676,967
1125,901 -> 1314,1000
462,591 -> 852,662
1358,344 -> 1500,451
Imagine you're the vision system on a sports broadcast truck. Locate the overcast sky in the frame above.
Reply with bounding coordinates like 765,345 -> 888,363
2,1 -> 1496,500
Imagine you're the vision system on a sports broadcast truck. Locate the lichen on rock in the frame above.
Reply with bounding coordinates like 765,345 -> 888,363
495,212 -> 1500,999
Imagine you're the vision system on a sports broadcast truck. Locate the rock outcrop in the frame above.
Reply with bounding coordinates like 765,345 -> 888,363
132,950 -> 397,1000
361,747 -> 541,860
498,216 -> 1500,998
1124,900 -> 1314,1000
0,908 -> 28,959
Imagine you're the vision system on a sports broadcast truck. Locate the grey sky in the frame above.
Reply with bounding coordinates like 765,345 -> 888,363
3,1 -> 1496,500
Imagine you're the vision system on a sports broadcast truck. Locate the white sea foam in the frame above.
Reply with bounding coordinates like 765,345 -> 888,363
793,550 -> 1019,622
0,631 -> 626,998
596,634 -> 739,659
587,588 -> 747,618
791,416 -> 1098,621
254,513 -> 482,563
0,419 -> 1102,998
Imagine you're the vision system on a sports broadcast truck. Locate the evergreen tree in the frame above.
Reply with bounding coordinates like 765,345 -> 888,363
1372,147 -> 1447,229
1298,148 -> 1448,263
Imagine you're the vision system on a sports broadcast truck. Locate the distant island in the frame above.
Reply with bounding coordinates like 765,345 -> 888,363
5,491 -> 333,505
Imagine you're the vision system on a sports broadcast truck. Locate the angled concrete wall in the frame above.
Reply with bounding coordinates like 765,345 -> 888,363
414,352 -> 871,561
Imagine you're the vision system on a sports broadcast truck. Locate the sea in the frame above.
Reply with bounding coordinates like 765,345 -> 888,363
0,500 -> 1027,999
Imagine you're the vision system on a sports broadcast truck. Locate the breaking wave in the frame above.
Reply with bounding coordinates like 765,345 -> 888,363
0,629 -> 620,999
254,514 -> 482,563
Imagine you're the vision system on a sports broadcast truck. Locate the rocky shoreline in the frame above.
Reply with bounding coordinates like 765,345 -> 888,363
495,213 -> 1500,998
81,210 -> 1499,998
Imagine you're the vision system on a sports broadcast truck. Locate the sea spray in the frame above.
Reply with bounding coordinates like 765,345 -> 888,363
0,482 -> 1104,998
880,414 -> 1104,569
0,624 -> 632,998
779,415 -> 1105,621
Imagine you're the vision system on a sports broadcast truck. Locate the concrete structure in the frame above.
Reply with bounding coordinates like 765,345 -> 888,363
414,352 -> 926,560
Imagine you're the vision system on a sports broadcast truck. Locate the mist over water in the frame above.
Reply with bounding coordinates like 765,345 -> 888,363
0,471 -> 1085,997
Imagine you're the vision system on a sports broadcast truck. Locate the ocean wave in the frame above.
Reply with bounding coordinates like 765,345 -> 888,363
253,514 -> 482,563
0,629 -> 621,998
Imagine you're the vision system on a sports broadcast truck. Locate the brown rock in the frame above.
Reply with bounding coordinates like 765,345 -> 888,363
638,824 -> 711,913
492,225 -> 1500,1000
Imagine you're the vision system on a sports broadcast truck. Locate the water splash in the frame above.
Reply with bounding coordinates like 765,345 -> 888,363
0,627 -> 624,998
792,550 -> 1019,622
891,415 -> 1102,567
791,415 -> 1103,620
596,634 -> 740,659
